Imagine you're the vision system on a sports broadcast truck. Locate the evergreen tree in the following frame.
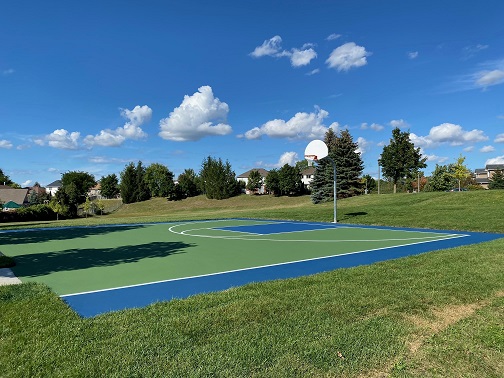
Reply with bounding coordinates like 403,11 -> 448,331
134,161 -> 151,202
310,129 -> 364,203
488,170 -> 504,189
120,163 -> 137,204
177,169 -> 201,197
333,129 -> 364,198
100,174 -> 120,199
200,156 -> 239,200
380,127 -> 427,193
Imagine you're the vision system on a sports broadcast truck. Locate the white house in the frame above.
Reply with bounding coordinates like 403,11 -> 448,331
46,180 -> 62,196
301,166 -> 316,189
237,168 -> 269,194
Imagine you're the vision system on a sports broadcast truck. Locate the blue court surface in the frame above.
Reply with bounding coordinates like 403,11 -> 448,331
3,219 -> 503,317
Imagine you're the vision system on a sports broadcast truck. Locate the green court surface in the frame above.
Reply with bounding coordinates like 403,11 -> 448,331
1,219 -> 462,296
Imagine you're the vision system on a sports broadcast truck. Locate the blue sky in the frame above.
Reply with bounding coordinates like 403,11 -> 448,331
1,1 -> 504,187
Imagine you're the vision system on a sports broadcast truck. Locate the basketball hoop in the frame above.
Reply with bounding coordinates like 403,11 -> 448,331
304,154 -> 317,162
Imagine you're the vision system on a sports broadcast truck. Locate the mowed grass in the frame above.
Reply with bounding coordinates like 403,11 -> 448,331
1,191 -> 503,377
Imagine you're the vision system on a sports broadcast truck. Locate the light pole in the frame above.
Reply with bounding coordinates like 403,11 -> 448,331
377,159 -> 381,195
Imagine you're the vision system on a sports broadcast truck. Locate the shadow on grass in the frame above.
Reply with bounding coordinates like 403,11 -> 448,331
0,225 -> 147,245
12,241 -> 193,277
343,212 -> 368,219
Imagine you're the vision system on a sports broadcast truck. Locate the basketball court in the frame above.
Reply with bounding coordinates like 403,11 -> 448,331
1,219 -> 502,317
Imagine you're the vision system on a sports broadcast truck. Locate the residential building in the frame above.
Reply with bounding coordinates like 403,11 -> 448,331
0,188 -> 29,209
474,164 -> 504,189
46,180 -> 62,196
237,168 -> 269,194
301,166 -> 316,189
88,183 -> 102,200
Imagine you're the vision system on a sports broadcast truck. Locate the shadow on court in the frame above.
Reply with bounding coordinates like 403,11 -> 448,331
0,225 -> 147,245
12,241 -> 194,277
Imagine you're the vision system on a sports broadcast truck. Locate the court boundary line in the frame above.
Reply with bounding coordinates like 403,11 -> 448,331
61,232 -> 468,298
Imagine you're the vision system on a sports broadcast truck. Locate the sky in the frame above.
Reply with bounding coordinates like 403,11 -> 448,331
1,0 -> 504,188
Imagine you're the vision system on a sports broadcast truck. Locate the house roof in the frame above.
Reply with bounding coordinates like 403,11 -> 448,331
237,168 -> 270,178
486,164 -> 504,170
474,168 -> 486,174
46,180 -> 62,187
0,188 -> 29,205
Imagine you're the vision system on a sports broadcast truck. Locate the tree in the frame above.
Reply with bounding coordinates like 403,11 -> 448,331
100,174 -> 119,199
362,174 -> 376,193
135,161 -> 151,202
265,169 -> 281,195
278,164 -> 303,195
49,198 -> 68,221
430,164 -> 456,191
295,159 -> 310,171
246,170 -> 263,194
96,199 -> 106,215
311,129 -> 364,203
0,168 -> 15,186
380,127 -> 427,193
144,163 -> 175,197
177,169 -> 201,198
452,154 -> 470,191
120,163 -> 137,204
488,170 -> 504,189
333,129 -> 364,198
200,156 -> 240,200
56,171 -> 96,217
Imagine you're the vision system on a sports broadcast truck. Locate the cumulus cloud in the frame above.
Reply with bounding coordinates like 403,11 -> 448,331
463,146 -> 474,152
356,137 -> 369,155
290,47 -> 317,67
277,151 -> 299,167
495,133 -> 504,143
35,129 -> 80,150
306,68 -> 320,76
361,122 -> 384,131
84,105 -> 151,147
21,180 -> 32,187
424,154 -> 449,163
486,156 -> 504,165
408,51 -> 419,59
390,119 -> 410,129
410,123 -> 488,148
326,42 -> 371,72
241,107 -> 338,140
159,86 -> 232,142
0,139 -> 13,149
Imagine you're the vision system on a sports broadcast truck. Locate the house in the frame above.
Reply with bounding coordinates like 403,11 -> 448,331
0,188 -> 29,209
237,168 -> 269,194
474,164 -> 504,189
88,183 -> 102,200
46,180 -> 62,196
301,166 -> 316,189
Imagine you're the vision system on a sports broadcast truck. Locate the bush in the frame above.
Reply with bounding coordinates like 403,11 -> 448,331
12,204 -> 56,222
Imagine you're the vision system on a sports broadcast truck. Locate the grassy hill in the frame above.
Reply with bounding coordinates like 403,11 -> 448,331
1,191 -> 503,377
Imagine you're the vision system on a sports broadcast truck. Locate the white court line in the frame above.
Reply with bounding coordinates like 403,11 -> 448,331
169,220 -> 466,242
61,233 -> 468,298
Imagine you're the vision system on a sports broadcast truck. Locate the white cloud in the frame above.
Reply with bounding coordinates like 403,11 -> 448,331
250,35 -> 284,58
486,156 -> 504,165
159,86 -> 232,142
356,137 -> 369,155
0,139 -> 13,149
290,47 -> 317,67
326,33 -> 341,41
390,119 -> 410,129
21,180 -> 32,187
408,51 -> 419,59
36,129 -> 80,150
463,146 -> 474,152
411,123 -> 488,148
480,145 -> 495,153
425,154 -> 449,163
462,44 -> 489,60
495,133 -> 504,143
84,105 -> 151,147
277,151 -> 299,167
475,69 -> 504,89
326,42 -> 371,72
371,123 -> 384,131
306,68 -> 320,76
242,107 -> 337,140
2,69 -> 14,76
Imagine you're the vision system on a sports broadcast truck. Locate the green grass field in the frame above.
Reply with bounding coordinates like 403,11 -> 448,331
1,191 -> 503,377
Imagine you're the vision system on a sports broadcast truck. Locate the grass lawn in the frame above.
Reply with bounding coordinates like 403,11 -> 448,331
1,191 -> 503,377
